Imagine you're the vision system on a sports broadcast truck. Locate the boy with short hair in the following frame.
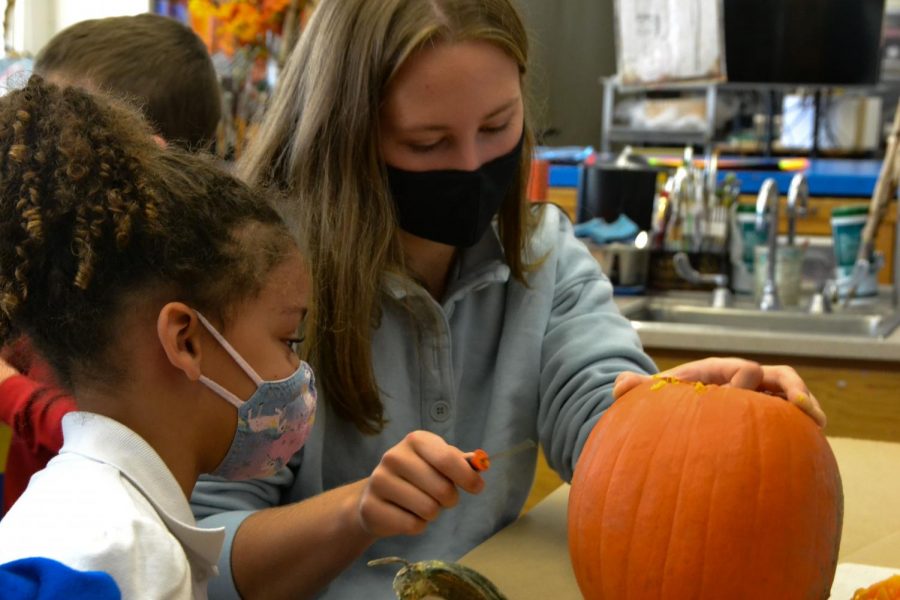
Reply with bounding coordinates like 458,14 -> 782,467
35,12 -> 221,149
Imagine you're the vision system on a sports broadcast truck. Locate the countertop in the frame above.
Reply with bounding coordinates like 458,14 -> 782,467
613,293 -> 900,363
459,436 -> 900,599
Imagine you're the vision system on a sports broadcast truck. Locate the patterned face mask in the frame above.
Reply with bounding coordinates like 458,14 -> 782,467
194,312 -> 316,480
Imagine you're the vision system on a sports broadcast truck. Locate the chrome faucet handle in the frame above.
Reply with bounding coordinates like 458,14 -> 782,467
808,280 -> 838,315
787,174 -> 809,247
673,252 -> 733,308
755,179 -> 781,311
709,287 -> 733,310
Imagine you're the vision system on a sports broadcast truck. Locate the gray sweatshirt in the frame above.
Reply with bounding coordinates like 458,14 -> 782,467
191,206 -> 657,599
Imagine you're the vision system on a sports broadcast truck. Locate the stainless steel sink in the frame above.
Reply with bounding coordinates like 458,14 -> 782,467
622,293 -> 900,338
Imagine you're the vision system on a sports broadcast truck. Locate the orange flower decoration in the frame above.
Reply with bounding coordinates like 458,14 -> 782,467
188,0 -> 292,55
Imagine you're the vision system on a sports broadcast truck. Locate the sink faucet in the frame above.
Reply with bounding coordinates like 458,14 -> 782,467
786,174 -> 808,246
808,279 -> 838,315
672,252 -> 733,309
756,178 -> 781,311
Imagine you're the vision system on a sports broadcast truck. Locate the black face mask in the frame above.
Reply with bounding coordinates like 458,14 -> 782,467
386,136 -> 524,247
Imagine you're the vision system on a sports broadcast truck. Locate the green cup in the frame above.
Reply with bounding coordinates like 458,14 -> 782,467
830,205 -> 868,279
736,203 -> 767,273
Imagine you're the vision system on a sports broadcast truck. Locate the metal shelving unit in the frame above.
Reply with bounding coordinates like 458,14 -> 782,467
600,78 -> 720,154
603,126 -> 712,148
601,77 -> 894,158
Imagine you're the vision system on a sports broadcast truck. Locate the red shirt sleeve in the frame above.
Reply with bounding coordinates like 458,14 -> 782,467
0,374 -> 77,455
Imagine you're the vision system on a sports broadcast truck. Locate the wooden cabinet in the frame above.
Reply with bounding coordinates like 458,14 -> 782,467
651,348 -> 900,444
547,187 -> 578,223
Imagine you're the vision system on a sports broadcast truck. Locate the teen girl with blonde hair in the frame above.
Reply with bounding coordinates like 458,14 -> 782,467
194,1 -> 826,598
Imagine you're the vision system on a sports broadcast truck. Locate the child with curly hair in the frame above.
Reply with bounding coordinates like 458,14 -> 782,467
0,76 -> 315,597
0,13 -> 223,515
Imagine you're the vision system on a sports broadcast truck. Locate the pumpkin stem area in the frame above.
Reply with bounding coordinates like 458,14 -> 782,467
649,376 -> 709,393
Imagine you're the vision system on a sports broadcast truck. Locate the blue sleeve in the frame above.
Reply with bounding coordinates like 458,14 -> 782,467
190,464 -> 298,599
536,211 -> 658,482
0,557 -> 121,600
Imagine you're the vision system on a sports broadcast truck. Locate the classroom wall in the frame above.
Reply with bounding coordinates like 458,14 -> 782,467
12,0 -> 148,55
516,0 -> 618,147
55,0 -> 148,31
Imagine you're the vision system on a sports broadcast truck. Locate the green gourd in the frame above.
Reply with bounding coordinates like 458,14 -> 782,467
368,557 -> 508,600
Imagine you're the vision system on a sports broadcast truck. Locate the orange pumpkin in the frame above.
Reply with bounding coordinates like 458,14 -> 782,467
568,378 -> 843,600
852,575 -> 900,599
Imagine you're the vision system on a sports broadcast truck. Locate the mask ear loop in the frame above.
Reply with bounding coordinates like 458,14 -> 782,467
195,311 -> 265,408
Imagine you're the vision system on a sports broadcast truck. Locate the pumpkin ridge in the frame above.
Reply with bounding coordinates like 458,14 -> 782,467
776,397 -> 804,596
741,391 -> 763,600
803,419 -> 843,598
637,381 -> 712,597
689,385 -> 745,599
615,389 -> 686,598
657,384 -> 706,598
696,415 -> 723,600
825,442 -> 844,591
821,437 -> 844,594
590,393 -> 652,595
767,397 -> 812,596
575,394 -> 644,595
786,397 -> 830,599
740,392 -> 784,598
696,443 -> 721,600
594,397 -> 649,596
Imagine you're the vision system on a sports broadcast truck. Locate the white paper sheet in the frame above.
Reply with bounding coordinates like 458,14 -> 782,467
830,563 -> 900,599
615,0 -> 724,84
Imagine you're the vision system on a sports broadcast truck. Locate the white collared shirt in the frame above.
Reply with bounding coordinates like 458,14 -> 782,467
0,412 -> 225,599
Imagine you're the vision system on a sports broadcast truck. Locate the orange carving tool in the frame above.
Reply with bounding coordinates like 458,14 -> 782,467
466,439 -> 536,472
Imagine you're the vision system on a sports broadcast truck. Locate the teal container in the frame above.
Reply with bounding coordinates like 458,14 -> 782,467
736,203 -> 767,274
830,205 -> 868,278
